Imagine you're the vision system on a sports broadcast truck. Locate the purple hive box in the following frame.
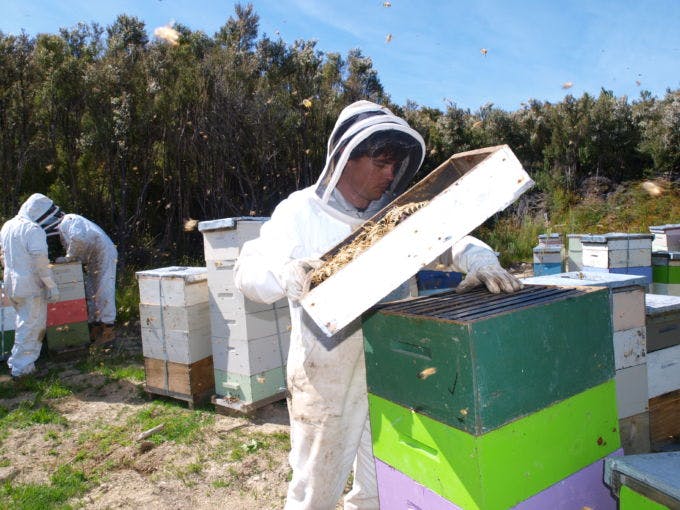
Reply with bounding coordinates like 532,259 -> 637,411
375,450 -> 623,510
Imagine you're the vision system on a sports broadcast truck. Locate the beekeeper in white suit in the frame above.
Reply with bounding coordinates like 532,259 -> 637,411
46,211 -> 118,345
0,193 -> 60,378
234,101 -> 522,510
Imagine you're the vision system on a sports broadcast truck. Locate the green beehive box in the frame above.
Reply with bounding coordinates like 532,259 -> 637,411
46,321 -> 90,351
363,285 -> 614,433
370,381 -> 620,510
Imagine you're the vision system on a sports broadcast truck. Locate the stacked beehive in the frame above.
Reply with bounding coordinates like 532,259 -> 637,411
649,223 -> 680,252
136,266 -> 214,406
649,224 -> 680,297
605,452 -> 680,508
363,285 -> 621,509
532,233 -> 564,276
0,283 -> 16,360
580,233 -> 653,284
522,271 -> 650,454
198,218 -> 291,413
566,233 -> 586,271
645,294 -> 680,451
46,261 -> 89,353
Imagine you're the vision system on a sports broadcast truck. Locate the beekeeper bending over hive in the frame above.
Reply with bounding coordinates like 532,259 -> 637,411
0,193 -> 60,379
234,100 -> 522,510
38,199 -> 118,345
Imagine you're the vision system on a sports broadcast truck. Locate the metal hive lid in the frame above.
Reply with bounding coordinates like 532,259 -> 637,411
375,285 -> 590,322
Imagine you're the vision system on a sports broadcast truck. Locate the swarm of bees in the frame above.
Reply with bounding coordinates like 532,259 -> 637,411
309,201 -> 429,287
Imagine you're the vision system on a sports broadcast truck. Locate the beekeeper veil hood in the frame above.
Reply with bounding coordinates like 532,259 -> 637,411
315,100 -> 425,205
18,193 -> 63,235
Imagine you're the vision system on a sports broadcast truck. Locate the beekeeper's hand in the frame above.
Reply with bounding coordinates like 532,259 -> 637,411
457,265 -> 523,294
278,258 -> 324,302
41,276 -> 60,303
55,256 -> 76,264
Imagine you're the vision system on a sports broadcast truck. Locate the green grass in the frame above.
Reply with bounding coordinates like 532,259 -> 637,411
74,354 -> 144,383
0,464 -> 89,510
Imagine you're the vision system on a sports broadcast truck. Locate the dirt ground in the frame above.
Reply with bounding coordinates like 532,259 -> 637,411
0,325 -> 344,510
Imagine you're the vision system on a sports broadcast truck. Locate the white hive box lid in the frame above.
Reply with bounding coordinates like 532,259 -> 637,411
300,144 -> 534,337
136,266 -> 207,283
521,271 -> 647,290
581,233 -> 654,244
136,266 -> 208,306
197,216 -> 269,233
645,293 -> 680,316
649,223 -> 680,233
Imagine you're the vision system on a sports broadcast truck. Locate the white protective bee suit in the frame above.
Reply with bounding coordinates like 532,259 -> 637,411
53,214 -> 118,326
0,193 -> 60,377
234,101 -> 519,510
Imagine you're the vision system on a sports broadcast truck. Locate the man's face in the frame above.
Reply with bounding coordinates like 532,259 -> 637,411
336,155 -> 398,209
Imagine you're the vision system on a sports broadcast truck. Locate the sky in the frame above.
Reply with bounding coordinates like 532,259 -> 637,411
2,0 -> 679,112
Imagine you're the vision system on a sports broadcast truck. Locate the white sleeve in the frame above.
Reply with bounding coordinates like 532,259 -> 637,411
234,200 -> 306,304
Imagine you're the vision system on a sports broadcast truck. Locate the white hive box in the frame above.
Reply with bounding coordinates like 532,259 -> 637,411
302,144 -> 534,336
649,223 -> 680,252
522,270 -> 649,453
198,217 -> 291,411
137,266 -> 208,307
135,266 -> 214,405
537,233 -> 563,248
567,234 -> 587,271
1,283 -> 16,361
581,233 -> 653,269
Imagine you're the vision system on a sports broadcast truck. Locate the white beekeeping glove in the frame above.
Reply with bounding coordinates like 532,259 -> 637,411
277,258 -> 324,302
454,245 -> 523,294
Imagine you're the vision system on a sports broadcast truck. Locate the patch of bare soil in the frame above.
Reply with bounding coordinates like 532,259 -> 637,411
0,326 -> 306,510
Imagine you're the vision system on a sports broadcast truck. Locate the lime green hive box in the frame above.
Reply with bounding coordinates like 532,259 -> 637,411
363,285 -> 620,509
363,285 -> 615,433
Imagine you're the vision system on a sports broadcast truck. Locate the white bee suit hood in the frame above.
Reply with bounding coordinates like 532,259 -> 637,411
314,100 -> 425,216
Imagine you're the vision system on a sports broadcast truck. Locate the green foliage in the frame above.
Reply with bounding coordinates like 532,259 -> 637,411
0,4 -> 677,274
115,265 -> 140,324
0,464 -> 89,509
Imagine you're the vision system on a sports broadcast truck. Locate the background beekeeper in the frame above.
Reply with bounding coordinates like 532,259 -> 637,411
234,100 -> 522,510
45,211 -> 118,346
0,193 -> 60,379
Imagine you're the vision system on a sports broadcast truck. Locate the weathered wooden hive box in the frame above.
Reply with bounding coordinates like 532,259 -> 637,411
136,266 -> 214,405
649,223 -> 680,252
46,261 -> 89,352
0,283 -> 16,360
363,285 -> 621,510
645,293 -> 680,451
301,144 -> 534,337
605,452 -> 680,509
567,234 -> 587,271
651,251 -> 680,296
581,233 -> 653,284
198,217 -> 290,413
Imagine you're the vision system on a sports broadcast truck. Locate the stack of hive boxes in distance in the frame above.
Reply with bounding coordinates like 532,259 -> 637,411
604,452 -> 680,509
532,233 -> 564,276
522,271 -> 650,454
362,285 -> 621,509
649,224 -> 680,296
644,294 -> 680,451
581,233 -> 653,285
136,266 -> 214,405
0,283 -> 16,360
198,218 -> 291,413
46,261 -> 89,352
567,234 -> 586,271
